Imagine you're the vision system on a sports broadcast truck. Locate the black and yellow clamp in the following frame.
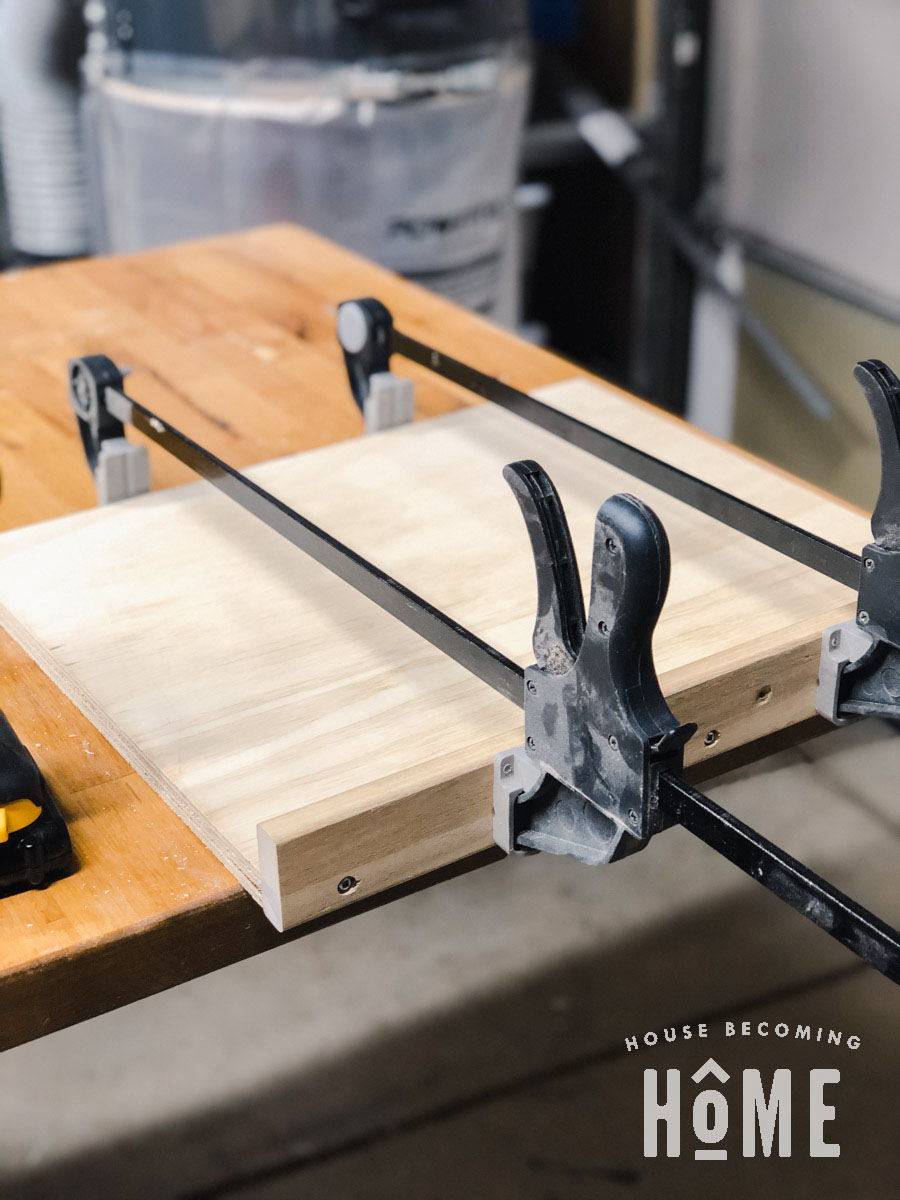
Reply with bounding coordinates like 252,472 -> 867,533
0,711 -> 72,890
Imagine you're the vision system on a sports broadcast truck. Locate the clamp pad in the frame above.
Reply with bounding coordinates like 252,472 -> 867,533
817,617 -> 900,723
95,437 -> 151,504
364,373 -> 415,433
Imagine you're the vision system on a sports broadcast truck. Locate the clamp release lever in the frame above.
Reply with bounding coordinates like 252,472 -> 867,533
502,460 -> 585,673
863,359 -> 900,554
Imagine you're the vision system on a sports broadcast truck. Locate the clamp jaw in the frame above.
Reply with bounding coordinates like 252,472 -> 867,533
494,460 -> 695,864
0,711 -> 72,890
336,299 -> 415,433
69,355 -> 150,504
818,361 -> 900,723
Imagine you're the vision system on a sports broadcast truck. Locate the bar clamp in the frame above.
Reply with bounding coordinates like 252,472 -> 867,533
493,461 -> 695,863
69,355 -> 150,504
336,299 -> 415,433
495,460 -> 900,983
818,361 -> 900,724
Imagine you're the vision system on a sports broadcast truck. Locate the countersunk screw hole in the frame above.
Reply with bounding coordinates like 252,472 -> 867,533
605,537 -> 618,553
337,875 -> 358,895
628,809 -> 637,824
526,736 -> 536,751
598,620 -> 609,635
859,611 -> 870,625
526,679 -> 537,694
755,685 -> 772,705
865,557 -> 875,572
608,734 -> 619,751
704,729 -> 720,747
500,758 -> 514,777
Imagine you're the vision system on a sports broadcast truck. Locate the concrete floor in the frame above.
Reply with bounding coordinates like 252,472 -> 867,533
0,719 -> 897,1199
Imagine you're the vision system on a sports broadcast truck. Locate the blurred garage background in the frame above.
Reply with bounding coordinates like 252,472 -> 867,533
2,0 -> 898,505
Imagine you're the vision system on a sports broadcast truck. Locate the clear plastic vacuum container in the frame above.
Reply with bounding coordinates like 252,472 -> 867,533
82,1 -> 530,317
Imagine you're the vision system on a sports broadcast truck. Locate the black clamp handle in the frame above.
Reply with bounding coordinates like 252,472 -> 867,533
819,361 -> 900,722
496,460 -> 694,864
854,360 -> 900,646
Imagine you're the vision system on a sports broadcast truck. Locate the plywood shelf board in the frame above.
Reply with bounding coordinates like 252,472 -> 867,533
0,378 -> 868,930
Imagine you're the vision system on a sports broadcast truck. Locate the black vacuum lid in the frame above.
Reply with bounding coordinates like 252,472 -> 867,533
99,0 -> 527,62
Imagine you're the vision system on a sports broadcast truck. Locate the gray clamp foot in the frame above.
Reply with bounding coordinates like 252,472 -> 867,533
94,437 -> 151,504
363,373 -> 415,433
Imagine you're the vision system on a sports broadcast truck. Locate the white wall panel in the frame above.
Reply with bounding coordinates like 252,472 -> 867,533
711,0 -> 899,299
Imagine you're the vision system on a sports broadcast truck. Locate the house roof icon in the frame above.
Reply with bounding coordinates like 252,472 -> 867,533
692,1058 -> 730,1084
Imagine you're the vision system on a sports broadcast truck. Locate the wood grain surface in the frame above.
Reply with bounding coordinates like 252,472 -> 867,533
0,373 -> 865,931
0,224 -> 867,1044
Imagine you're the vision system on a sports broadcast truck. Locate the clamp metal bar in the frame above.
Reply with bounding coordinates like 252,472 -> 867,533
659,773 -> 900,985
83,368 -> 526,706
122,391 -> 524,704
389,327 -> 860,589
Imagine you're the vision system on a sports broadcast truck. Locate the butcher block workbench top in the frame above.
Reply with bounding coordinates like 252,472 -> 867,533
0,224 -> 864,1049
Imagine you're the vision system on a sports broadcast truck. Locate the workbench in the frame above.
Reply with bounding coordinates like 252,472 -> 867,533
0,225 -> 593,1048
0,224 -> 865,1049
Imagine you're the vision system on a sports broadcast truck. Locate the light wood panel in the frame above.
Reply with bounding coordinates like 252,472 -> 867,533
0,376 -> 866,930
